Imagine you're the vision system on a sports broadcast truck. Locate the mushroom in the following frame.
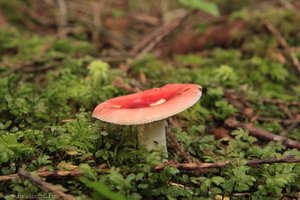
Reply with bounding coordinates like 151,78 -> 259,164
92,84 -> 202,157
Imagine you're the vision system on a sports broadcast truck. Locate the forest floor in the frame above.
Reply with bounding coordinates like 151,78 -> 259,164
0,0 -> 300,199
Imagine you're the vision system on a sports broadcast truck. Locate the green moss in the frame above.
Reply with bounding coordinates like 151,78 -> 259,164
0,2 -> 300,198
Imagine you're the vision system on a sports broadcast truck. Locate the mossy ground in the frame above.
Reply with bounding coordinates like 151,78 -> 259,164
0,1 -> 300,199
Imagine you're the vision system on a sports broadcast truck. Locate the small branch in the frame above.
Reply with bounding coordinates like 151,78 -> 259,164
247,155 -> 300,165
264,20 -> 300,77
0,169 -> 80,182
166,128 -> 192,163
2,156 -> 299,184
128,13 -> 160,26
263,99 -> 300,107
279,0 -> 296,10
56,0 -> 68,37
154,156 -> 300,172
0,8 -> 7,26
129,10 -> 192,59
225,118 -> 300,150
224,90 -> 253,119
112,76 -> 141,93
211,127 -> 232,140
257,116 -> 300,126
18,169 -> 76,200
154,160 -> 230,172
91,0 -> 104,43
0,164 -> 108,182
278,104 -> 294,119
0,173 -> 18,182
285,120 -> 300,133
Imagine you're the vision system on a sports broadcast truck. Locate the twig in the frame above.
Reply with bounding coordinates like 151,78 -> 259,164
279,115 -> 300,136
18,169 -> 76,200
211,127 -> 232,140
154,160 -> 230,172
278,104 -> 295,119
56,0 -> 68,37
0,169 -> 81,182
224,90 -> 253,118
225,118 -> 300,150
247,155 -> 300,165
27,9 -> 55,25
0,8 -> 7,26
2,156 -> 299,184
0,173 -> 18,182
0,164 -> 109,182
260,99 -> 300,135
154,155 -> 300,172
128,13 -> 160,26
257,116 -> 300,126
166,128 -> 192,163
263,99 -> 300,107
277,104 -> 299,135
224,90 -> 248,111
91,0 -> 103,43
129,10 -> 192,59
279,0 -> 295,10
285,120 -> 300,133
112,76 -> 141,93
264,20 -> 300,77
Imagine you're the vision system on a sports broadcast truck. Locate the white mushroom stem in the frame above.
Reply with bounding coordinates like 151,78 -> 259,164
137,120 -> 167,156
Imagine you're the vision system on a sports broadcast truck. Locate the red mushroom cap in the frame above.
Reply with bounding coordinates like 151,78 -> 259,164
93,84 -> 202,125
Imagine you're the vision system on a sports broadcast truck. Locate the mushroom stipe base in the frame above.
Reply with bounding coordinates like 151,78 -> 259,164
137,120 -> 168,157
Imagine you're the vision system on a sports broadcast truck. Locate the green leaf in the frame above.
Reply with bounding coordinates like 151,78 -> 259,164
135,172 -> 144,181
80,178 -> 128,200
164,166 -> 180,176
211,176 -> 225,186
179,0 -> 219,16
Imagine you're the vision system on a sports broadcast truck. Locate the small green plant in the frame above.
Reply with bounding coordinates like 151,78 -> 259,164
178,0 -> 219,16
0,133 -> 33,163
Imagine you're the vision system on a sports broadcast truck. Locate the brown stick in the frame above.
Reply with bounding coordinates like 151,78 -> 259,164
2,156 -> 299,183
263,99 -> 300,107
167,128 -> 192,162
279,0 -> 296,10
285,121 -> 300,133
247,156 -> 300,165
0,173 -> 18,182
257,116 -> 300,126
18,169 -> 76,200
225,118 -> 300,150
0,170 -> 80,182
56,0 -> 68,37
278,104 -> 295,119
129,10 -> 192,59
0,164 -> 108,182
0,8 -> 7,26
154,160 -> 230,172
112,76 -> 141,93
264,20 -> 300,77
154,155 -> 300,171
